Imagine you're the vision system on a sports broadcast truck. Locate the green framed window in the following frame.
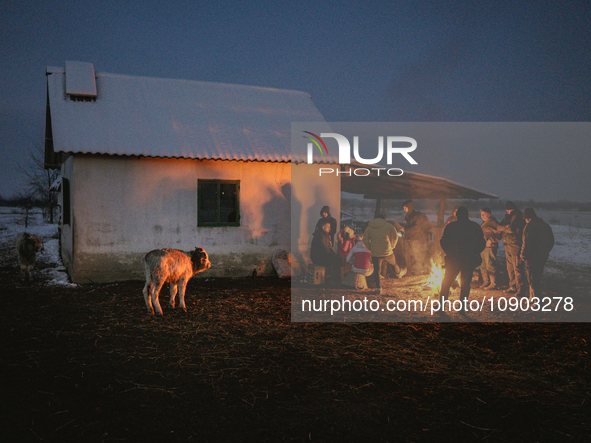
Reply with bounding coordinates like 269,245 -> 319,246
198,180 -> 240,227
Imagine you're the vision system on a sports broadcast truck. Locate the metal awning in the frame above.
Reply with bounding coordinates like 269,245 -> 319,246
341,165 -> 497,200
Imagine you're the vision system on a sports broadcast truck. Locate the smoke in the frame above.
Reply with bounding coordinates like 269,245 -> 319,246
381,4 -> 485,121
380,1 -> 591,122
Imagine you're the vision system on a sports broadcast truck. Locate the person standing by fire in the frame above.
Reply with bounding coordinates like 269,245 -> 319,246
439,206 -> 486,313
520,208 -> 554,301
445,206 -> 460,225
399,200 -> 430,275
479,207 -> 501,290
496,201 -> 526,296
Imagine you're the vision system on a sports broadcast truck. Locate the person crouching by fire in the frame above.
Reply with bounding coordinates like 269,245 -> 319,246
346,234 -> 374,277
315,205 -> 337,247
496,201 -> 527,296
479,207 -> 502,290
337,226 -> 356,275
311,221 -> 342,284
521,208 -> 555,302
439,206 -> 486,314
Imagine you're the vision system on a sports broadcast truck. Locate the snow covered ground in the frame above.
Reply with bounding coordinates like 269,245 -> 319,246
1,206 -> 590,285
342,207 -> 591,273
546,224 -> 591,267
0,207 -> 73,286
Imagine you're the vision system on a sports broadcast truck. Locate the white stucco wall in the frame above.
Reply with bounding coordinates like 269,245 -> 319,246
64,155 -> 313,283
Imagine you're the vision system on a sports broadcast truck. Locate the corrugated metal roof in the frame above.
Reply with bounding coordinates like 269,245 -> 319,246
46,64 -> 331,163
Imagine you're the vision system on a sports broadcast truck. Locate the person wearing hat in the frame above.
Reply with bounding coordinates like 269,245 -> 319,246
399,200 -> 430,275
496,201 -> 526,295
479,207 -> 501,290
439,206 -> 486,313
521,208 -> 555,301
315,205 -> 337,247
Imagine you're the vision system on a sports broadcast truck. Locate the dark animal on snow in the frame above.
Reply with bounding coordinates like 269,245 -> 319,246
16,232 -> 44,281
142,247 -> 211,316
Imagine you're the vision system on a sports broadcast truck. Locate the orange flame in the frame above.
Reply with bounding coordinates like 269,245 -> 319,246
425,260 -> 460,292
425,260 -> 445,292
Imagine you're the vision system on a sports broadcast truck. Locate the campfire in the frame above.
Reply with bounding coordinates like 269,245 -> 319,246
423,259 -> 459,293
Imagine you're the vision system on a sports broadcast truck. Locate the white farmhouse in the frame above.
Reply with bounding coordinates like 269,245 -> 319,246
45,61 -> 339,283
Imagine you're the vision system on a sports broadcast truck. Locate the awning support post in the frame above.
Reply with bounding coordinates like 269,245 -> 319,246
437,198 -> 446,227
374,198 -> 382,218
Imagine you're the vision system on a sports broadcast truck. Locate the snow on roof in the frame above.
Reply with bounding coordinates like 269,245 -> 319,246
46,63 -> 332,163
64,61 -> 97,97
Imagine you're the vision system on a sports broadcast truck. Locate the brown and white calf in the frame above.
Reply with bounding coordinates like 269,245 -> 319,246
15,232 -> 44,282
142,247 -> 211,316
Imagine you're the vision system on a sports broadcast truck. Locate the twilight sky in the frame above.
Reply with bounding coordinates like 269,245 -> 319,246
1,0 -> 590,202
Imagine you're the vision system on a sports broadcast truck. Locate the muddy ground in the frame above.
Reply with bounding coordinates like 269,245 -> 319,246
1,239 -> 590,442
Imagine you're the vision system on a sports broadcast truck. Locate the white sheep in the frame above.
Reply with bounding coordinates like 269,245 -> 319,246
142,247 -> 211,316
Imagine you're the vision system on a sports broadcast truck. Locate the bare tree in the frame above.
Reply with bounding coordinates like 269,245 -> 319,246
15,192 -> 34,228
18,144 -> 60,224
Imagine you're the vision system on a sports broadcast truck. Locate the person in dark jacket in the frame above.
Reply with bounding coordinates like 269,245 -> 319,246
310,221 -> 342,282
445,206 -> 460,225
479,207 -> 501,290
315,205 -> 337,246
439,206 -> 486,313
521,208 -> 554,301
496,201 -> 526,295
399,200 -> 429,275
